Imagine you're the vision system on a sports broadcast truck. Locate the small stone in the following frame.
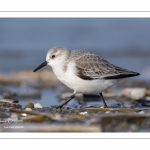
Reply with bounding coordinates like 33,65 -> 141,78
25,108 -> 32,111
21,113 -> 27,117
121,88 -> 146,100
79,112 -> 88,115
25,102 -> 34,108
145,96 -> 150,100
34,103 -> 43,108
130,124 -> 138,131
138,111 -> 145,114
105,111 -> 110,114
11,113 -> 19,118
100,106 -> 105,108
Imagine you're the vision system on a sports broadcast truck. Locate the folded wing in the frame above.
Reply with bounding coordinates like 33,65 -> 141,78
73,50 -> 140,80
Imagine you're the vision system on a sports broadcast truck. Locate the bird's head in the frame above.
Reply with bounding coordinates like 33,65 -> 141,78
33,46 -> 69,72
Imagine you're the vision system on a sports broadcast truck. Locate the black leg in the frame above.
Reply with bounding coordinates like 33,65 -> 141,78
56,94 -> 75,109
99,93 -> 108,108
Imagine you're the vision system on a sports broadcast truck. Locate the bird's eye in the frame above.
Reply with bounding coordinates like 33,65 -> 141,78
52,55 -> 55,58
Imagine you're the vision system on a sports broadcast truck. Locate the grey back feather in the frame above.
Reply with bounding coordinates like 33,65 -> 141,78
70,50 -> 139,80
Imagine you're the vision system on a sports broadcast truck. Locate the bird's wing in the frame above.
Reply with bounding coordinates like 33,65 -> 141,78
72,50 -> 139,80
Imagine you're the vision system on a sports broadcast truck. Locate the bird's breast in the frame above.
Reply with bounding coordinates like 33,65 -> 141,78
52,63 -> 118,94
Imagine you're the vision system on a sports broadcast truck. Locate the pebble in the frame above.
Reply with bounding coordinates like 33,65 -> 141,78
21,113 -> 27,117
121,88 -> 146,100
105,111 -> 110,114
25,102 -> 34,108
11,113 -> 19,118
145,96 -> 150,100
138,111 -> 145,114
100,106 -> 105,108
79,112 -> 88,115
25,108 -> 32,111
34,103 -> 43,108
130,124 -> 138,131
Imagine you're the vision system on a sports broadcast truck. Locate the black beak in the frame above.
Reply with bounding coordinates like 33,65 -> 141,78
33,61 -> 48,72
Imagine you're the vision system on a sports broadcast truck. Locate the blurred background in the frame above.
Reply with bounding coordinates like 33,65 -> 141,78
0,18 -> 150,107
0,18 -> 150,75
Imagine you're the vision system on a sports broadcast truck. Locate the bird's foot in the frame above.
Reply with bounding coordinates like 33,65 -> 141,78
56,103 -> 65,109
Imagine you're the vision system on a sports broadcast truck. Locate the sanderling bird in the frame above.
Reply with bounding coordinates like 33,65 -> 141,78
33,47 -> 140,109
